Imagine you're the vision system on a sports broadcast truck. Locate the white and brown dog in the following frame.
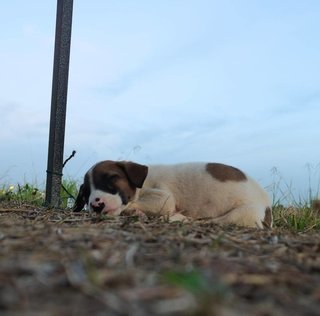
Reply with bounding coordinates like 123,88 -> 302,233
73,160 -> 273,228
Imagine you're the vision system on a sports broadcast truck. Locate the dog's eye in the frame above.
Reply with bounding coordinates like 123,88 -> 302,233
99,173 -> 119,194
109,174 -> 120,181
107,183 -> 115,191
101,173 -> 118,182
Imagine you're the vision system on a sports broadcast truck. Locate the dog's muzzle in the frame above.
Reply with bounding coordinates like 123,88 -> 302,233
90,198 -> 105,213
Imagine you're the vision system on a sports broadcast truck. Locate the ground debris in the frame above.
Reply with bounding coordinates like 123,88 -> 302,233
0,206 -> 319,315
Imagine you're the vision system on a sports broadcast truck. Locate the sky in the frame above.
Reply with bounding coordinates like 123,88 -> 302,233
1,0 -> 320,204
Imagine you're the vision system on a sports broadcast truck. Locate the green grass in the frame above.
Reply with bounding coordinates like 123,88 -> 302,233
269,165 -> 320,207
0,183 -> 45,206
162,269 -> 230,299
273,204 -> 320,232
268,166 -> 320,231
0,179 -> 79,209
60,178 -> 79,208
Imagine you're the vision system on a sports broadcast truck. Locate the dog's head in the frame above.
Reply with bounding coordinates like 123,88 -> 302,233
73,160 -> 148,215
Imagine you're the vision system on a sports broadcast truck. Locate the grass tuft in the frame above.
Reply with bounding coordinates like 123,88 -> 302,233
0,179 -> 79,208
0,183 -> 45,206
162,269 -> 230,300
273,205 -> 320,232
60,178 -> 79,208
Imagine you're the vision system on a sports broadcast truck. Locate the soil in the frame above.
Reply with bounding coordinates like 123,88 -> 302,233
0,205 -> 319,316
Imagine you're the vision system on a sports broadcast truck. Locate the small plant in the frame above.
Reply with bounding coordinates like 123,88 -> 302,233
162,270 -> 211,295
161,268 -> 231,308
0,184 -> 45,206
60,178 -> 79,209
273,205 -> 320,231
268,165 -> 320,208
0,185 -> 15,202
268,165 -> 320,231
0,179 -> 80,209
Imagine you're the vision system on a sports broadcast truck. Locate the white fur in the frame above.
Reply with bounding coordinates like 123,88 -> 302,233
87,168 -> 124,215
126,163 -> 272,228
89,189 -> 123,215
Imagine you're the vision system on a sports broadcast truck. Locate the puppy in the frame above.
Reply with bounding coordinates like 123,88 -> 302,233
73,160 -> 273,228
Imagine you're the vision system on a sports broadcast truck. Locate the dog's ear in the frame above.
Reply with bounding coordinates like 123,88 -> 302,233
117,161 -> 148,188
73,184 -> 86,212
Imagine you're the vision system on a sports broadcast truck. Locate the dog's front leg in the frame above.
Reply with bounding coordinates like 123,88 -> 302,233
122,188 -> 176,217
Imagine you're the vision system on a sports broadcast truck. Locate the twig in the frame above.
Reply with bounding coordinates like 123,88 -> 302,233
60,150 -> 77,201
63,150 -> 76,168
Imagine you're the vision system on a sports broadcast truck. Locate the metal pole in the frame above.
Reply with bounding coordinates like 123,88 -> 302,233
45,0 -> 74,207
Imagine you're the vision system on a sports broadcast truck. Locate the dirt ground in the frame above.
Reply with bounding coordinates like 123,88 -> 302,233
0,205 -> 319,316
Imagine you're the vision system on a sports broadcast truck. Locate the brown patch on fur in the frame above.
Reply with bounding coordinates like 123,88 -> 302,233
116,161 -> 148,188
205,163 -> 247,182
262,206 -> 273,229
113,177 -> 137,204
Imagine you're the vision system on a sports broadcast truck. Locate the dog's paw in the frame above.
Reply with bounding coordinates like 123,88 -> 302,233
121,208 -> 148,221
167,213 -> 189,223
161,213 -> 190,223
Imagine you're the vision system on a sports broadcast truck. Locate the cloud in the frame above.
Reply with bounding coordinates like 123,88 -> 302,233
0,101 -> 48,141
1,0 -> 320,201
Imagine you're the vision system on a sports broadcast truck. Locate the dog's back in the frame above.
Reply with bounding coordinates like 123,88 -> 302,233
143,162 -> 272,227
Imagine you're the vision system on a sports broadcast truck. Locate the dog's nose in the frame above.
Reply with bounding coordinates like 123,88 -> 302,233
90,201 -> 105,213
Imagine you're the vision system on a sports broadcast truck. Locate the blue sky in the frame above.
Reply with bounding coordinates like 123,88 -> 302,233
1,1 -> 320,203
